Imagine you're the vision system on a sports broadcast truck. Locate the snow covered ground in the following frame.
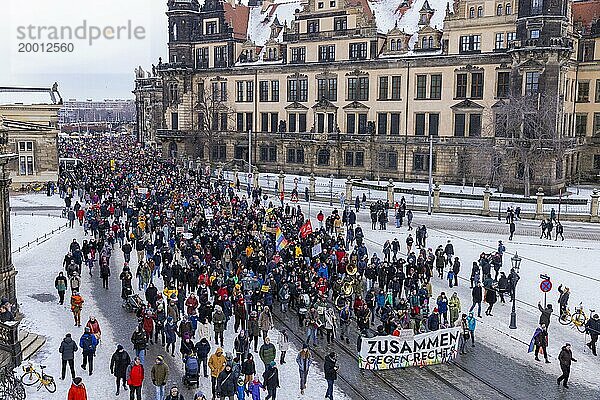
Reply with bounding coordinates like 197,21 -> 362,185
298,203 -> 600,390
12,216 -> 119,400
10,194 -> 351,400
10,214 -> 68,250
10,192 -> 65,208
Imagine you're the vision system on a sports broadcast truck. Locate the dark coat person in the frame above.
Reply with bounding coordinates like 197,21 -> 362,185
557,344 -> 577,388
110,345 -> 131,395
59,333 -> 78,380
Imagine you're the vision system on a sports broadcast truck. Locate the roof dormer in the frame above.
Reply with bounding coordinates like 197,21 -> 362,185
419,0 -> 435,26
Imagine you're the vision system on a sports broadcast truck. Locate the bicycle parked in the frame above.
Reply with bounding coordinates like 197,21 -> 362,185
20,363 -> 57,393
559,302 -> 595,333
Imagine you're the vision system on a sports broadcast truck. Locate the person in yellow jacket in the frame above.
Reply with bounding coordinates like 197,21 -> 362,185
208,347 -> 226,399
449,292 -> 461,326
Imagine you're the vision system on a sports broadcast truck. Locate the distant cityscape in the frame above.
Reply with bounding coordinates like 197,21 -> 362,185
58,98 -> 136,124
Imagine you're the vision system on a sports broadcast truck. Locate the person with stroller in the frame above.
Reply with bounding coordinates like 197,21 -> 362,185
183,352 -> 200,388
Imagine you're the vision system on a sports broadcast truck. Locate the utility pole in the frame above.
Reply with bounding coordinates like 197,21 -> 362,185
248,130 -> 252,187
427,135 -> 433,215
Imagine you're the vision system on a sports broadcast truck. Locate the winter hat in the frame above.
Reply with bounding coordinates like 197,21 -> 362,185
84,327 -> 91,333
117,344 -> 123,351
433,308 -> 438,313
269,361 -> 276,367
73,377 -> 82,385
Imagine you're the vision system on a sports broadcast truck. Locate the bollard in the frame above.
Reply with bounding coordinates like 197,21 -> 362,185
387,179 -> 394,205
535,187 -> 544,219
433,183 -> 441,211
482,184 -> 491,216
591,189 -> 599,223
345,177 -> 353,203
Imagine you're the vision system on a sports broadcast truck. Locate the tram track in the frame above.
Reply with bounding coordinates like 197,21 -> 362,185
272,310 -> 413,400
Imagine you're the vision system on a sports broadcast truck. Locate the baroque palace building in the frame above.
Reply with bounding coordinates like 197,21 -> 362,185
134,0 -> 600,193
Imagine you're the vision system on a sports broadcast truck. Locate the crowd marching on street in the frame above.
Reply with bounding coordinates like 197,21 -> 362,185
50,135 -> 598,400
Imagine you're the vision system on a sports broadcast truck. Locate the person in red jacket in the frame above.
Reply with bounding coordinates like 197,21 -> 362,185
127,357 -> 144,400
67,377 -> 87,400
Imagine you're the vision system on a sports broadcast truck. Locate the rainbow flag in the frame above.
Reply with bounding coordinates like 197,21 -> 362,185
275,227 -> 289,251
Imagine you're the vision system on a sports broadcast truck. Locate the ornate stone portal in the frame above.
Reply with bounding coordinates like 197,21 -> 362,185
0,118 -> 20,367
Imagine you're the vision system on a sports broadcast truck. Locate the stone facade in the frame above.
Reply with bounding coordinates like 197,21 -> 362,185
134,0 -> 600,194
0,87 -> 61,189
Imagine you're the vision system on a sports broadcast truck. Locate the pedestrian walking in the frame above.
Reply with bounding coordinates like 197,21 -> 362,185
209,347 -> 226,399
59,333 -> 78,380
110,344 -> 131,395
127,357 -> 145,400
151,355 -> 170,400
557,343 -> 577,389
195,337 -> 211,378
469,283 -> 482,318
70,291 -> 84,327
131,325 -> 148,365
466,312 -> 476,347
262,361 -> 279,400
67,377 -> 88,400
259,337 -> 276,371
529,324 -> 550,363
585,313 -> 599,356
296,344 -> 312,395
79,327 -> 98,375
277,330 -> 289,364
55,272 -> 68,305
165,386 -> 185,400
324,352 -> 338,400
217,363 -> 236,400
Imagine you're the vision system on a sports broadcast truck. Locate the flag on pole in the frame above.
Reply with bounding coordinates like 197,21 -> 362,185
275,227 -> 289,251
299,220 -> 313,238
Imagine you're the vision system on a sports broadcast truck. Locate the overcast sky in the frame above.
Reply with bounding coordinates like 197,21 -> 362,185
1,0 -> 168,100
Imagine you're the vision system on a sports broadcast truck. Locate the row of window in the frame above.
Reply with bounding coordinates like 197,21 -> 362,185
290,42 -> 368,63
194,71 -> 535,107
468,3 -> 513,18
576,79 -> 600,103
209,145 -> 433,172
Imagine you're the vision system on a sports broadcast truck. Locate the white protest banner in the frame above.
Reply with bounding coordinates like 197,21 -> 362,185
137,187 -> 148,194
311,243 -> 322,257
358,327 -> 461,370
204,207 -> 213,220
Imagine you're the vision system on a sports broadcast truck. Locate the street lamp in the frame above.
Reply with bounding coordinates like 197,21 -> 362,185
329,174 -> 334,206
497,184 -> 503,221
509,252 -> 522,329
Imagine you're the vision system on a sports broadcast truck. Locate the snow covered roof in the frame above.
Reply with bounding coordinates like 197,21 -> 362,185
370,0 -> 449,35
247,0 -> 301,45
0,86 -> 62,106
243,0 -> 450,46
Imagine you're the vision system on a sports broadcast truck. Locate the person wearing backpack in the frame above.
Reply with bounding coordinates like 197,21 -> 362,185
79,327 -> 98,375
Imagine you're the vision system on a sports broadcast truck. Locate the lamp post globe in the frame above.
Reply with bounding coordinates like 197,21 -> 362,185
509,252 -> 522,329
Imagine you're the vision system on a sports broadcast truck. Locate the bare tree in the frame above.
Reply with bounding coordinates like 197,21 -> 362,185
193,82 -> 237,161
492,93 -> 566,197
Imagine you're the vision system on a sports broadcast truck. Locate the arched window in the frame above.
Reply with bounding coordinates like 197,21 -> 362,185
428,36 -> 434,48
268,48 -> 273,59
316,149 -> 330,165
506,3 -> 512,14
172,23 -> 178,41
469,7 -> 475,18
477,6 -> 483,17
390,39 -> 397,51
169,142 -> 178,159
422,37 -> 428,48
497,4 -> 503,15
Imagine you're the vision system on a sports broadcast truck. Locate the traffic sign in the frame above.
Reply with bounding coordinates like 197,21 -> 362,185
540,279 -> 552,293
